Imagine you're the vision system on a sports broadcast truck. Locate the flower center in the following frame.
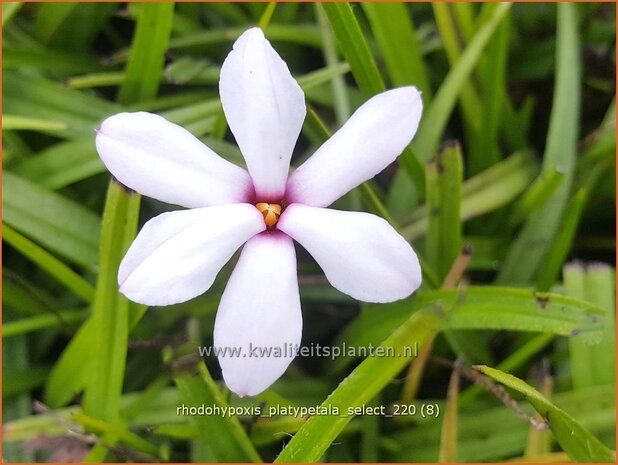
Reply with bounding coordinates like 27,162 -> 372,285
255,202 -> 282,227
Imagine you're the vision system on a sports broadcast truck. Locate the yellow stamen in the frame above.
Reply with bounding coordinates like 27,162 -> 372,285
255,202 -> 282,227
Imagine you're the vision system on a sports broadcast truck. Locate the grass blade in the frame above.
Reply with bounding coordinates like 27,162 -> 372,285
425,142 -> 463,281
362,3 -> 431,96
476,365 -> 615,462
498,4 -> 581,284
321,2 -> 384,96
82,181 -> 141,423
438,366 -> 460,462
564,262 -> 616,389
171,361 -> 262,462
411,2 -> 511,161
2,224 -> 95,303
117,3 -> 174,105
275,310 -> 443,462
535,189 -> 587,291
3,172 -> 101,268
332,286 -> 605,373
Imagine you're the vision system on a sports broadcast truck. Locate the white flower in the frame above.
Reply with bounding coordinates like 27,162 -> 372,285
96,27 -> 423,397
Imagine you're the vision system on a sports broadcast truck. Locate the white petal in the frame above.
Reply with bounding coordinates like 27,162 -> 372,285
96,112 -> 253,208
278,204 -> 421,303
119,204 -> 265,306
214,232 -> 302,397
220,28 -> 306,200
286,87 -> 423,207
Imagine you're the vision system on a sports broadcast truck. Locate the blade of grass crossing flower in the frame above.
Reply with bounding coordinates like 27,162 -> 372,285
362,2 -> 431,97
2,172 -> 101,269
171,360 -> 262,462
564,263 -> 616,389
475,365 -> 615,462
275,310 -> 444,462
82,181 -> 141,423
425,142 -> 463,281
498,4 -> 581,285
438,366 -> 460,462
2,224 -> 95,303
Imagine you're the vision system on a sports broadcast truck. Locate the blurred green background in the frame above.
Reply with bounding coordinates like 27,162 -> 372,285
2,2 -> 616,463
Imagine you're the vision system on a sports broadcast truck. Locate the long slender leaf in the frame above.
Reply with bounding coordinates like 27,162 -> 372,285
3,172 -> 101,269
332,286 -> 605,372
476,365 -> 615,462
275,310 -> 443,462
425,142 -> 463,280
172,361 -> 262,462
2,224 -> 95,303
362,3 -> 431,96
564,262 -> 616,389
411,2 -> 511,161
498,4 -> 581,284
82,181 -> 141,423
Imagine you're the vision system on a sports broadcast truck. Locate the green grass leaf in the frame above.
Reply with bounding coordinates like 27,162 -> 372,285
3,71 -> 120,139
411,2 -> 511,161
82,181 -> 141,423
2,115 -> 67,132
362,3 -> 431,96
2,2 -> 23,26
476,365 -> 615,462
333,286 -> 605,372
117,3 -> 174,105
321,2 -> 384,95
3,172 -> 101,269
2,224 -> 95,303
3,310 -> 88,338
172,361 -> 262,462
535,189 -> 588,291
564,262 -> 616,389
275,310 -> 443,462
400,151 -> 537,240
498,4 -> 581,285
425,142 -> 463,281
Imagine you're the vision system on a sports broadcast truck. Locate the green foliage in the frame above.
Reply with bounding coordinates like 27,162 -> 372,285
2,2 -> 615,463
